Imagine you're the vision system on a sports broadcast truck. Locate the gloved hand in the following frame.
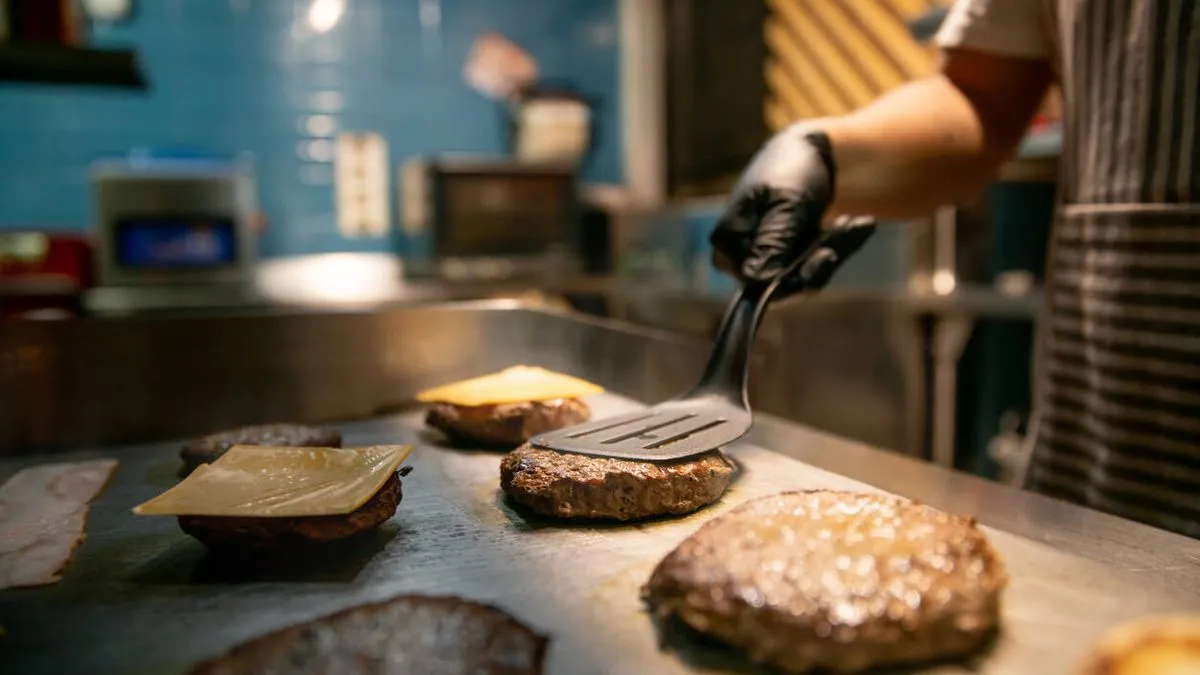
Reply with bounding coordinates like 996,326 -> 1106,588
710,126 -> 837,291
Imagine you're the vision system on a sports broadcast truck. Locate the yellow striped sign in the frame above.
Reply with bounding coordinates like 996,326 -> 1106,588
765,0 -> 945,128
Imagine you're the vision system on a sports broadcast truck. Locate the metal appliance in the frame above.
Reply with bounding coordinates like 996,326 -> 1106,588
400,156 -> 580,280
90,155 -> 258,288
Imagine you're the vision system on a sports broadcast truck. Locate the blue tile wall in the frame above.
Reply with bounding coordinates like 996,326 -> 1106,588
0,0 -> 621,258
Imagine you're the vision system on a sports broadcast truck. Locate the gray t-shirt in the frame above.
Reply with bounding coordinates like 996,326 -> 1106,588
936,0 -> 1057,60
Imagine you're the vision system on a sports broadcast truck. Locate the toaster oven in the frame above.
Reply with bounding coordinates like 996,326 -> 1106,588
400,157 -> 580,279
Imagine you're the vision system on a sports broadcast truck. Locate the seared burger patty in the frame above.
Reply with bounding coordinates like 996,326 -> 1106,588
189,594 -> 548,675
181,424 -> 343,472
178,469 -> 409,550
644,490 -> 1006,673
500,443 -> 735,521
426,398 -> 590,447
1078,614 -> 1200,675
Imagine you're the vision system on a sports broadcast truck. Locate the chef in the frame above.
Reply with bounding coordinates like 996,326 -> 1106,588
711,0 -> 1199,538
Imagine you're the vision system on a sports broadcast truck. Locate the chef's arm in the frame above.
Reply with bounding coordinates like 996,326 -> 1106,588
712,48 -> 1055,284
814,48 -> 1054,219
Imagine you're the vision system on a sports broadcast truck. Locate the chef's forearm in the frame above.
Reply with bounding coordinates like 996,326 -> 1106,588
805,52 -> 1053,219
819,76 -> 999,217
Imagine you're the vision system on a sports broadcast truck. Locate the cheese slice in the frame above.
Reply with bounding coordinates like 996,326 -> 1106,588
416,366 -> 603,407
133,445 -> 411,518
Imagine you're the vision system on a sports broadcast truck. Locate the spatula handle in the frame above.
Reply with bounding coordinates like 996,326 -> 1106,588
692,215 -> 877,406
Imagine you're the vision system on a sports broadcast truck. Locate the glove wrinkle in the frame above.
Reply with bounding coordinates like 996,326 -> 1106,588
710,129 -> 838,295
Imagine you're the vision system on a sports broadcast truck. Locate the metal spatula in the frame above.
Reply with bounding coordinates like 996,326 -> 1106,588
531,215 -> 876,461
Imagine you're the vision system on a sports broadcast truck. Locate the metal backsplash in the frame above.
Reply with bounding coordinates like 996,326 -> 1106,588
0,301 -> 923,458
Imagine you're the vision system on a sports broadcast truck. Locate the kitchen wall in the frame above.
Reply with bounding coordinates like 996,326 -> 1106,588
0,0 -> 621,257
764,0 -> 940,130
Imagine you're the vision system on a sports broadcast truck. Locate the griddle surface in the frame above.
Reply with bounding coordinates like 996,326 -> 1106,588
0,394 -> 1195,675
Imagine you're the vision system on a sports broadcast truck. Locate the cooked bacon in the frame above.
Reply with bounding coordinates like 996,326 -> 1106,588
0,459 -> 118,589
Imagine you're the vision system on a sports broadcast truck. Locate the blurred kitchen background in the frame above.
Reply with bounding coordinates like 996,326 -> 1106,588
0,0 -> 1059,482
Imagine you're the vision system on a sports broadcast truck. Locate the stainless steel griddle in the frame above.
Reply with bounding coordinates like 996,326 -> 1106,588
1,304 -> 1198,674
1,394 -> 1198,675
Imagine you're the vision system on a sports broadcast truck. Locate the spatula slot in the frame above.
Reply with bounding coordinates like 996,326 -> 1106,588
563,413 -> 656,439
644,419 -> 727,449
601,414 -> 697,445
605,414 -> 729,451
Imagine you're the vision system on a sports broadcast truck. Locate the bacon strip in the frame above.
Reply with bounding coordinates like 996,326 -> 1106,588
0,459 -> 118,589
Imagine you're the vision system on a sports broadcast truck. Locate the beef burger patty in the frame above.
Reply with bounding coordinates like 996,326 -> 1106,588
181,424 -> 342,473
499,443 -> 735,521
1078,613 -> 1200,675
178,468 -> 411,551
644,490 -> 1006,673
189,594 -> 548,675
426,398 -> 590,447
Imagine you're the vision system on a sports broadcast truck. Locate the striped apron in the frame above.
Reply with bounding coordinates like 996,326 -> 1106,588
1024,0 -> 1200,538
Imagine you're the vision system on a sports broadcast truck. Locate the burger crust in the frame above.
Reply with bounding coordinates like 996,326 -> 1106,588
425,398 -> 590,447
500,443 -> 735,521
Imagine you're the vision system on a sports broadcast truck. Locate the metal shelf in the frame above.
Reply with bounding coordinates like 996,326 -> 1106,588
0,42 -> 146,88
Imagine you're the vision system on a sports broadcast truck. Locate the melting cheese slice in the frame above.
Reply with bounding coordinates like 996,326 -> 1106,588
133,445 -> 411,517
416,366 -> 603,407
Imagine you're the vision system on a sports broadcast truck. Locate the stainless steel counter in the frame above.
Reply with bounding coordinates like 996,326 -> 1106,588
0,397 -> 1197,675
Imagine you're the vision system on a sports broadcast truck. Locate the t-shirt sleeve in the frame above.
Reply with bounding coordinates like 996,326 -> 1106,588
934,0 -> 1051,61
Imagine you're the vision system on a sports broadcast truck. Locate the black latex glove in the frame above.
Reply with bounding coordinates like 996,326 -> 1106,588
710,127 -> 837,290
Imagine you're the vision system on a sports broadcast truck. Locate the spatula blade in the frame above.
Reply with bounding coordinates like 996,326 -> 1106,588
532,216 -> 877,463
530,402 -> 751,462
